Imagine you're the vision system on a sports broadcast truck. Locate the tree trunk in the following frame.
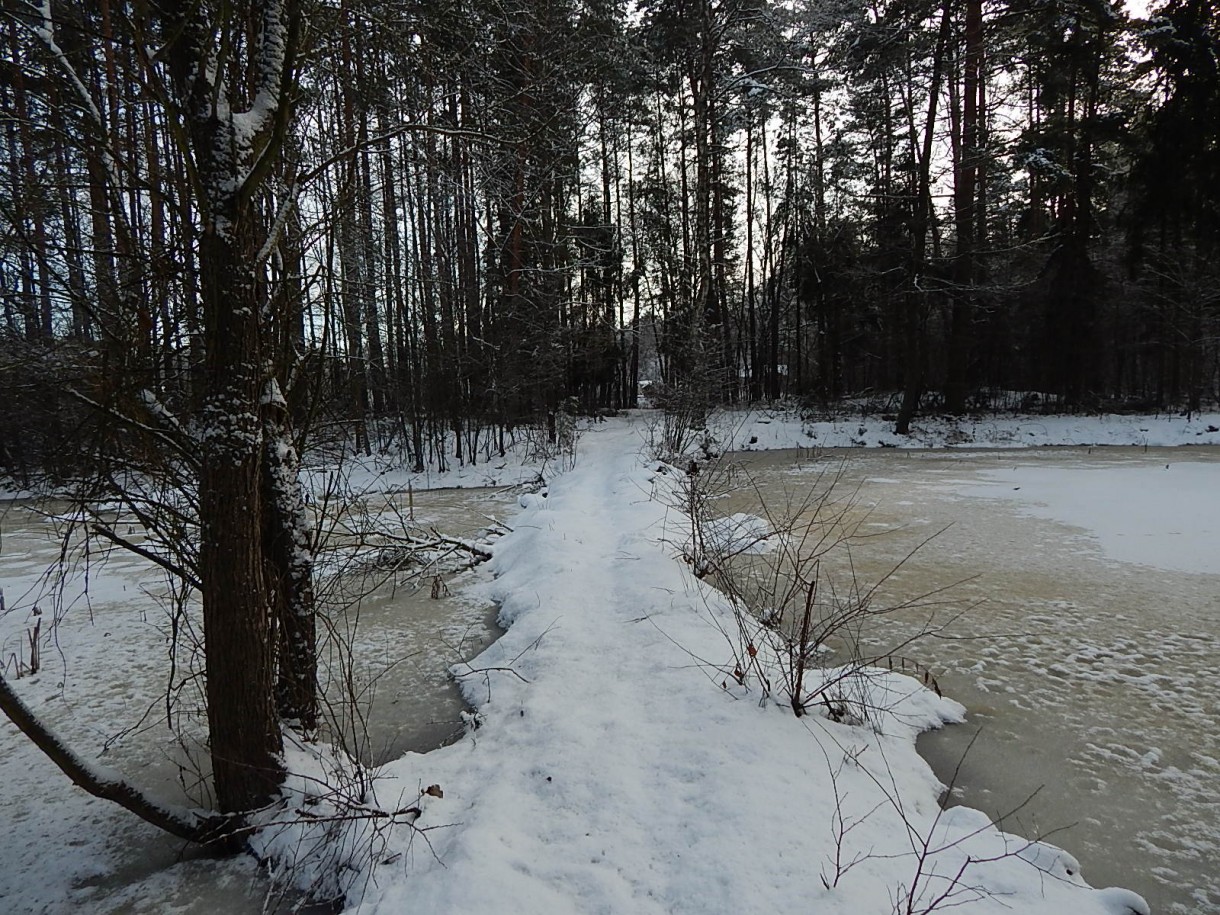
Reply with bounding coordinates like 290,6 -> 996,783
896,1 -> 953,436
197,210 -> 284,813
944,0 -> 984,414
166,0 -> 300,815
262,381 -> 318,731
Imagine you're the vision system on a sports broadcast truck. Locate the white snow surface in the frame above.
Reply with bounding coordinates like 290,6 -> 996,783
302,431 -> 558,499
287,415 -> 1148,914
725,407 -> 1220,452
952,461 -> 1220,574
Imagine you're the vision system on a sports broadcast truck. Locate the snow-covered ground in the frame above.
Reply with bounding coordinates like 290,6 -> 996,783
6,407 -> 1216,913
724,407 -> 1220,452
299,427 -> 570,498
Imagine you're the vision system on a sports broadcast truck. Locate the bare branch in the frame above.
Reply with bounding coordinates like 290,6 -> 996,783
0,671 -> 224,843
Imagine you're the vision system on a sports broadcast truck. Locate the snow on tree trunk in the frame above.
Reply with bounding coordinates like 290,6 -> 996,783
262,379 -> 318,732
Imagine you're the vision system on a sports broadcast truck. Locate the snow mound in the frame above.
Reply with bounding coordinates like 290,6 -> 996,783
1095,887 -> 1152,915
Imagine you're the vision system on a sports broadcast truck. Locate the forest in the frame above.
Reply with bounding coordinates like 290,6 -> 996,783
1,0 -> 1218,486
0,2 -> 1218,904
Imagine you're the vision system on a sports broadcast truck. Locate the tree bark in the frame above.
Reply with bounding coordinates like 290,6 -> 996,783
262,380 -> 319,732
196,209 -> 285,812
944,0 -> 984,414
896,1 -> 953,436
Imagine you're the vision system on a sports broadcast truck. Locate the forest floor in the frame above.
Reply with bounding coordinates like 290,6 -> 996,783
4,406 -> 1218,913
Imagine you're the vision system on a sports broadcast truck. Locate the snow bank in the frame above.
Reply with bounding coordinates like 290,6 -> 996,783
724,407 -> 1220,452
314,415 -> 1147,914
301,428 -> 558,498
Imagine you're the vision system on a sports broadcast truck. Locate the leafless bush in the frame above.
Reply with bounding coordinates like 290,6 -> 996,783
663,450 -> 968,725
646,366 -> 725,463
514,403 -> 583,474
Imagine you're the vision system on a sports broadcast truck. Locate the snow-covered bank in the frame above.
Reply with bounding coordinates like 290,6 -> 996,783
5,408 -> 1216,505
724,408 -> 1220,452
300,425 -> 571,498
305,414 -> 1147,914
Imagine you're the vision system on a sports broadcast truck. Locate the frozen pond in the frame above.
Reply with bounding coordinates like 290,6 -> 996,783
0,483 -> 513,912
723,446 -> 1220,915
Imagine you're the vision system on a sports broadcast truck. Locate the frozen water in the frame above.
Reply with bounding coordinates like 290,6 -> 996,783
725,446 -> 1220,915
0,485 -> 510,912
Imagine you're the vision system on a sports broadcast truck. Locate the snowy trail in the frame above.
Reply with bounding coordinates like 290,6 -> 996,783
327,415 -> 1148,915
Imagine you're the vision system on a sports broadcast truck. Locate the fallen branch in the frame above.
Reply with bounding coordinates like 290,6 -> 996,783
426,529 -> 493,563
0,671 -> 225,843
359,530 -> 494,573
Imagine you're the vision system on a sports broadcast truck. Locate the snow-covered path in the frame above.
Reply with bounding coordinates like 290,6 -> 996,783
323,415 -> 1149,915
